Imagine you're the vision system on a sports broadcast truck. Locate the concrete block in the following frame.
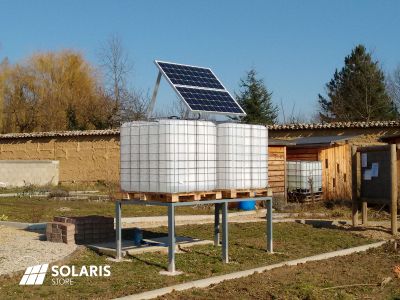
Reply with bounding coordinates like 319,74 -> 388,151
0,160 -> 59,187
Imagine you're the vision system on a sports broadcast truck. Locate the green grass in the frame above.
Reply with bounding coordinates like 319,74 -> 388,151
165,243 -> 400,300
0,196 -> 214,222
0,222 -> 375,299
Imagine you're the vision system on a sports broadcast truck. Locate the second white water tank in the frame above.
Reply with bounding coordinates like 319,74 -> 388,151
217,123 -> 268,190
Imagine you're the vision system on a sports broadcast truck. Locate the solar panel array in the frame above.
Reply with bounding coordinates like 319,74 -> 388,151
155,60 -> 245,116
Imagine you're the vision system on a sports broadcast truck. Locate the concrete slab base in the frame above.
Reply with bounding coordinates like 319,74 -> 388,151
106,257 -> 131,263
87,236 -> 213,257
159,270 -> 183,276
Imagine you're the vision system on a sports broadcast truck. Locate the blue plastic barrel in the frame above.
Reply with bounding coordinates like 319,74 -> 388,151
238,200 -> 256,211
133,228 -> 143,246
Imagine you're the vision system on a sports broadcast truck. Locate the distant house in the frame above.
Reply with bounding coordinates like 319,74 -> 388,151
268,121 -> 400,201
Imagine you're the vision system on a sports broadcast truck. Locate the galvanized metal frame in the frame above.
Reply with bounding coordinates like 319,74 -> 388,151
146,71 -> 162,118
154,60 -> 246,117
115,197 -> 273,274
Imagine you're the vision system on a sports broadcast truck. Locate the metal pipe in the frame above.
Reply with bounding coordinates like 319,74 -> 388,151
267,199 -> 273,253
168,204 -> 176,273
146,71 -> 162,118
115,201 -> 122,260
221,202 -> 228,263
214,203 -> 220,246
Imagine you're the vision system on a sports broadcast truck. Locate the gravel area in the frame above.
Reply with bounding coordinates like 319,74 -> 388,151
0,225 -> 77,276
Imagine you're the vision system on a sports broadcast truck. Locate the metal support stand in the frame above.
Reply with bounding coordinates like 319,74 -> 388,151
115,201 -> 122,260
167,205 -> 176,273
221,202 -> 229,263
214,203 -> 221,246
114,197 -> 272,274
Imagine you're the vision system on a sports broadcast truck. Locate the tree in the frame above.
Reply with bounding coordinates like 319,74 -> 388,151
0,58 -> 9,132
236,69 -> 278,124
0,50 -> 113,133
98,35 -> 148,124
387,64 -> 400,110
318,45 -> 397,122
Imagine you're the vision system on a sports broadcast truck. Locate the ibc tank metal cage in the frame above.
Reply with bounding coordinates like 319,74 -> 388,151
287,161 -> 323,202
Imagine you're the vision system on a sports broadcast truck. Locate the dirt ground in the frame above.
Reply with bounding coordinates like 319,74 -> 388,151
162,243 -> 400,300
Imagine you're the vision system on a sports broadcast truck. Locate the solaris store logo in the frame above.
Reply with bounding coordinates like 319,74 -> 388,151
19,264 -> 49,285
19,264 -> 111,286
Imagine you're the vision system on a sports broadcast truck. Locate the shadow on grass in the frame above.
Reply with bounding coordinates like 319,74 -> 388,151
297,219 -> 392,235
129,255 -> 167,271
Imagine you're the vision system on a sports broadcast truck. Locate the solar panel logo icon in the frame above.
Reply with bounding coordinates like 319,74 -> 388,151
19,264 -> 49,285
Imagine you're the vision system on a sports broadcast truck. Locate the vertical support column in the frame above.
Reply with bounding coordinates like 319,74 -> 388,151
221,202 -> 228,263
391,144 -> 398,235
362,201 -> 368,225
351,146 -> 360,226
168,204 -> 176,273
267,199 -> 273,252
214,203 -> 220,246
115,201 -> 122,260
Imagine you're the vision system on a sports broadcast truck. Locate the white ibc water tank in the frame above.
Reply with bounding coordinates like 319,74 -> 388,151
286,161 -> 322,193
216,123 -> 268,189
120,120 -> 216,193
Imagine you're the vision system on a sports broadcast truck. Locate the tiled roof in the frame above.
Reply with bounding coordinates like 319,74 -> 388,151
0,129 -> 120,139
0,120 -> 399,139
267,121 -> 400,130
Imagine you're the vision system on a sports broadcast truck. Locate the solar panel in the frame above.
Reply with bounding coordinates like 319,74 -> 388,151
155,60 -> 245,116
176,87 -> 244,113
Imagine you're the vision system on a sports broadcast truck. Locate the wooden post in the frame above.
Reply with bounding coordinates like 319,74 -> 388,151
362,201 -> 368,225
351,146 -> 360,226
390,144 -> 398,235
284,146 -> 287,203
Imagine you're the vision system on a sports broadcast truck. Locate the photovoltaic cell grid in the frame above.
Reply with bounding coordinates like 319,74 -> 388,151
176,87 -> 243,113
157,61 -> 224,89
155,61 -> 245,116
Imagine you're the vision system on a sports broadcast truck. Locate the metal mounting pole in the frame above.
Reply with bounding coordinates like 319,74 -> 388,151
214,203 -> 221,246
168,204 -> 176,273
115,201 -> 122,259
267,199 -> 273,252
221,202 -> 228,263
390,144 -> 398,235
146,71 -> 162,118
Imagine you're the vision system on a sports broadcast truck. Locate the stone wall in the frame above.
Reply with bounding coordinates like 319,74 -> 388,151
0,134 -> 120,183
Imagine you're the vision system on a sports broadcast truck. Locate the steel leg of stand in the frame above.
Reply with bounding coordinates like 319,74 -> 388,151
115,201 -> 122,259
267,199 -> 273,253
214,203 -> 221,246
221,202 -> 228,263
168,205 -> 176,273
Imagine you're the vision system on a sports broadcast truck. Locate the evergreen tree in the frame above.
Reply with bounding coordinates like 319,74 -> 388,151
318,45 -> 397,122
236,69 -> 278,124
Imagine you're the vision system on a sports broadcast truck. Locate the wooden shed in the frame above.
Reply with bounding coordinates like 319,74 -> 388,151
268,139 -> 295,202
284,136 -> 354,201
380,134 -> 400,201
268,136 -> 353,200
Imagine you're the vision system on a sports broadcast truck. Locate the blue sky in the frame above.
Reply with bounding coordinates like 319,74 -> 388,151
1,0 -> 399,122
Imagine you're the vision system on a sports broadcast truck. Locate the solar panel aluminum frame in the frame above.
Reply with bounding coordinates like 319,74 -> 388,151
154,60 -> 246,117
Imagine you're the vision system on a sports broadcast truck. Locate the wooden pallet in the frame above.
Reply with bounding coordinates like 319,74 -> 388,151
288,191 -> 323,203
118,191 -> 222,203
219,188 -> 272,199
